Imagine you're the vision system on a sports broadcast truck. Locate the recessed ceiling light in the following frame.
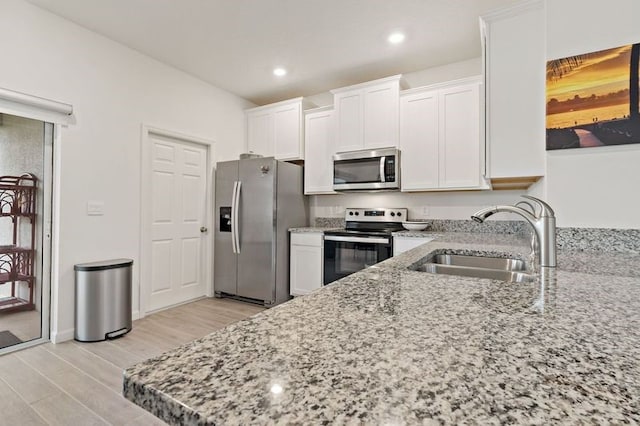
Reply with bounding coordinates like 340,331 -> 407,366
388,32 -> 405,44
273,68 -> 287,77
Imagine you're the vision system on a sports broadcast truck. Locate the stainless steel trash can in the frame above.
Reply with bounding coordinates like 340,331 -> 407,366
74,258 -> 133,342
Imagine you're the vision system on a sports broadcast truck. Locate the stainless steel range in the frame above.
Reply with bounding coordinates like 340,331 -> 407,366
323,208 -> 407,284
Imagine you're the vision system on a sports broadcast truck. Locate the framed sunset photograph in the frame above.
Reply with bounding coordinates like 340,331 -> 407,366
546,43 -> 640,150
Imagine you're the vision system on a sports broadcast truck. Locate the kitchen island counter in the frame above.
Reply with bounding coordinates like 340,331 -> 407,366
124,232 -> 640,424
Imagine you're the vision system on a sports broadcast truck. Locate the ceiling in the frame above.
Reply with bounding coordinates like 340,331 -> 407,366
27,0 -> 518,105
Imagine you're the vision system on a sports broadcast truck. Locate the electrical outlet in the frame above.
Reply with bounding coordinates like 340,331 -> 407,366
421,206 -> 430,217
87,200 -> 104,216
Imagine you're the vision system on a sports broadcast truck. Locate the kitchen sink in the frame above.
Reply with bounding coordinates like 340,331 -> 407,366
412,253 -> 535,283
428,254 -> 525,271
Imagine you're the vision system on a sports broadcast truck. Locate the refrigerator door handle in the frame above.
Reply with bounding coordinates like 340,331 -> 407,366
233,180 -> 242,253
231,181 -> 238,254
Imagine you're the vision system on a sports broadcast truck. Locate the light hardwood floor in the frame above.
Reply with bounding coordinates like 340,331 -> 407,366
0,297 -> 264,425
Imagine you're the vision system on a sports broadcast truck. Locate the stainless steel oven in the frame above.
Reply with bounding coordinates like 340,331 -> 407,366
323,234 -> 393,284
323,208 -> 407,285
333,147 -> 400,191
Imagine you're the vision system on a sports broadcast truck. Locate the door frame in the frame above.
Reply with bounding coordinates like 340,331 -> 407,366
139,124 -> 215,318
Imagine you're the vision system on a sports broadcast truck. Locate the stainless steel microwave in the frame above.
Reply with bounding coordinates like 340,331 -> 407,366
333,147 -> 400,191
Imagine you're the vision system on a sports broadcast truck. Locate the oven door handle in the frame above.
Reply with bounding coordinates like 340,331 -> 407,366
324,235 -> 390,244
379,156 -> 386,183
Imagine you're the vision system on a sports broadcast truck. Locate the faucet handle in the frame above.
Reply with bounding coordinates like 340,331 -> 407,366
521,195 -> 555,218
514,200 -> 537,216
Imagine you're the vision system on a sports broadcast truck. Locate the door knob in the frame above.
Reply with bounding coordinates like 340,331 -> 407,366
200,226 -> 208,233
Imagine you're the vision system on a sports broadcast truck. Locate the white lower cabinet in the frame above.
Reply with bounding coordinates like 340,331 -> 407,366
393,236 -> 434,256
290,232 -> 323,296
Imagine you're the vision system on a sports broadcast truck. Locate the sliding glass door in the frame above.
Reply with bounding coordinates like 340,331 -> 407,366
0,112 -> 52,353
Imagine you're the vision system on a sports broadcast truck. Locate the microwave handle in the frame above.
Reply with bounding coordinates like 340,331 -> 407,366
379,156 -> 386,183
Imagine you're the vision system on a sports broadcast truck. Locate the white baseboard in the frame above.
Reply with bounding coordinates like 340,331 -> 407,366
51,328 -> 74,343
52,311 -> 140,343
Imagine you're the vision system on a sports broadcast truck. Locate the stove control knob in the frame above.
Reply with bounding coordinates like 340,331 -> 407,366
349,212 -> 354,216
390,212 -> 395,217
355,212 -> 359,216
397,212 -> 402,217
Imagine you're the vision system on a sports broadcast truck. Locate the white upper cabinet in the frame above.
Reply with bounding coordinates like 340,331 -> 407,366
400,89 -> 439,190
439,82 -> 482,189
246,97 -> 304,161
363,80 -> 400,149
334,89 -> 362,153
400,77 -> 487,191
331,75 -> 402,153
247,110 -> 273,158
481,0 -> 545,184
304,107 -> 336,194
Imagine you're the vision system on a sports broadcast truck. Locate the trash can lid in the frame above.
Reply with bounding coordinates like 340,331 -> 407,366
74,258 -> 133,271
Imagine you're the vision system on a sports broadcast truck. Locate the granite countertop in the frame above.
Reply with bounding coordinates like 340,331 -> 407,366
392,230 -> 438,238
124,232 -> 640,425
289,227 -> 337,233
290,227 -> 439,238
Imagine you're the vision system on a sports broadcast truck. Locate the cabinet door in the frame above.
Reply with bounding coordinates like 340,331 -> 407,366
400,90 -> 440,191
439,83 -> 481,189
290,244 -> 323,296
393,237 -> 434,256
304,109 -> 336,194
274,102 -> 302,160
363,80 -> 399,149
334,89 -> 363,153
483,2 -> 545,178
247,111 -> 273,156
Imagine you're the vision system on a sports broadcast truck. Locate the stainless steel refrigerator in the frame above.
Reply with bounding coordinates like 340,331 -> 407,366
214,157 -> 308,306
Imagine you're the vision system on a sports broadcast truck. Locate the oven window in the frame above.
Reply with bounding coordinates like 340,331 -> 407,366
334,243 -> 380,275
324,239 -> 392,284
334,158 -> 381,184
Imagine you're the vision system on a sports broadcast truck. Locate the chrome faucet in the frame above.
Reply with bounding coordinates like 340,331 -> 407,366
471,196 -> 557,267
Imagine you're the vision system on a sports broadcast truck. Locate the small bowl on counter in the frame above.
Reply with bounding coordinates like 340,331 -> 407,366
402,221 -> 429,231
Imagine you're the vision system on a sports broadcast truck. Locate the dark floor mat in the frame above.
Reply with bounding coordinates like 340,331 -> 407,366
0,330 -> 23,349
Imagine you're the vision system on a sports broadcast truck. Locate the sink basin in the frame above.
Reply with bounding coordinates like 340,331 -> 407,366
412,253 -> 535,283
428,254 -> 525,271
415,263 -> 534,282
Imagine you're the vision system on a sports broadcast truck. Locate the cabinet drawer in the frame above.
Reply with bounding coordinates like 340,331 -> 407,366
291,232 -> 323,247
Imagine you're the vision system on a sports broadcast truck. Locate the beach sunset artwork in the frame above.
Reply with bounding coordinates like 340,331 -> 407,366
546,43 -> 640,150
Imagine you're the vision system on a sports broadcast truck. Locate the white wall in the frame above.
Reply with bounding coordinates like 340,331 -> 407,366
311,188 -> 536,222
0,0 -> 253,342
545,0 -> 640,228
305,58 -> 482,107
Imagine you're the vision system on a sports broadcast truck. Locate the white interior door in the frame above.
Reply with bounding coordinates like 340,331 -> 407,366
148,133 -> 208,311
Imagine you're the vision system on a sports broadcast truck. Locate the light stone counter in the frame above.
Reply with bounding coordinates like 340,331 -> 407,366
124,232 -> 640,425
288,227 -> 336,233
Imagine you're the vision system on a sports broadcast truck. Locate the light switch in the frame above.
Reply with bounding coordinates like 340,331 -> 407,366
87,200 -> 104,216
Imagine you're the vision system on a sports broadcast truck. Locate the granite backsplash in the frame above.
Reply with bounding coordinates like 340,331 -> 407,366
314,217 -> 640,254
